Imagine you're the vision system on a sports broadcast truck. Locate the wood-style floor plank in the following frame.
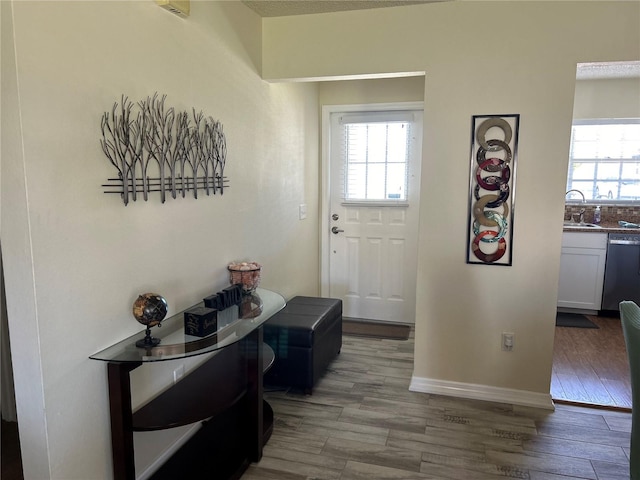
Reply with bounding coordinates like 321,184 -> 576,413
552,314 -> 632,409
2,318 -> 631,480
248,328 -> 632,480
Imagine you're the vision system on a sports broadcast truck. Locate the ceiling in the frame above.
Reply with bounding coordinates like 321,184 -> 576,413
241,0 -> 445,17
241,2 -> 639,80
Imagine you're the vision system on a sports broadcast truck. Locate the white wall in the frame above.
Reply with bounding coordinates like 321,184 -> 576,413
1,1 -> 319,478
262,1 -> 640,406
573,77 -> 640,119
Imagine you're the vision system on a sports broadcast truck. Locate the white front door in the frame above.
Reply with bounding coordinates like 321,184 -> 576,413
322,105 -> 422,324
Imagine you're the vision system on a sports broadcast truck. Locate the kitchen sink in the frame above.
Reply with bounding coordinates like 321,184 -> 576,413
563,222 -> 603,229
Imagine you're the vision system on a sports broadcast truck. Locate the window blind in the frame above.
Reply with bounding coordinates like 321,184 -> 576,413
339,111 -> 413,203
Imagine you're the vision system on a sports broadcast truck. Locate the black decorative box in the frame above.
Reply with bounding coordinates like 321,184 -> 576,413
203,284 -> 243,311
184,306 -> 218,337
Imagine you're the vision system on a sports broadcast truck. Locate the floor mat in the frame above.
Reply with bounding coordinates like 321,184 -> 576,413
556,312 -> 599,328
342,318 -> 411,340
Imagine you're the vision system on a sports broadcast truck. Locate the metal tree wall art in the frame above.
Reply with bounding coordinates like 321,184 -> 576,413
100,93 -> 228,205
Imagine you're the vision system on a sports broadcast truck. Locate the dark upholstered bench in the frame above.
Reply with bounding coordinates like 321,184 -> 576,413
263,296 -> 342,394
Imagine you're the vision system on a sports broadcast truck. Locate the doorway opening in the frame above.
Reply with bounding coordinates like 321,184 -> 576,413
1,250 -> 24,480
552,61 -> 639,410
320,102 -> 423,324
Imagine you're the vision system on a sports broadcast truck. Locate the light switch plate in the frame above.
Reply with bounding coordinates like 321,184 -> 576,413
502,332 -> 514,351
299,204 -> 307,220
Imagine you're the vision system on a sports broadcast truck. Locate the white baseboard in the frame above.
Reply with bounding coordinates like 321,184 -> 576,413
409,376 -> 555,410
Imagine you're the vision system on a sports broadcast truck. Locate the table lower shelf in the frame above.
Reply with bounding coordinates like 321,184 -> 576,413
150,400 -> 273,480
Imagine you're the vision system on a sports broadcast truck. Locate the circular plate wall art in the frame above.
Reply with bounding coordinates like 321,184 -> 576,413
466,114 -> 519,266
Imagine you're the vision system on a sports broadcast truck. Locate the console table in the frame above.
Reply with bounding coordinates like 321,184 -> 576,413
90,288 -> 285,480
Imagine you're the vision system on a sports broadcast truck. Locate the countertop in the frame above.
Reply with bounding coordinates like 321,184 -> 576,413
563,221 -> 640,234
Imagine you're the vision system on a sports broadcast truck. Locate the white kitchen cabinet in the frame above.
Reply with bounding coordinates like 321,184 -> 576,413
557,232 -> 608,311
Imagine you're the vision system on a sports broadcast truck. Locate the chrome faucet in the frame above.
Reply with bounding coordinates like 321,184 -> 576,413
565,189 -> 586,203
565,189 -> 586,223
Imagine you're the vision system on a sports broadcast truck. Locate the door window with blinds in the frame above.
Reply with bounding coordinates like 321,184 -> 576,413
339,112 -> 414,204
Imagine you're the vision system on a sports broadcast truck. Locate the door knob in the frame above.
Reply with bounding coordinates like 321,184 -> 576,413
331,226 -> 344,234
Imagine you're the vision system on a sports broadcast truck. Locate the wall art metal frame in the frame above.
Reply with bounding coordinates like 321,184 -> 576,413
100,93 -> 228,205
466,114 -> 519,266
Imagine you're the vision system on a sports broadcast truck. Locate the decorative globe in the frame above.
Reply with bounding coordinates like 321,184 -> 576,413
132,293 -> 168,327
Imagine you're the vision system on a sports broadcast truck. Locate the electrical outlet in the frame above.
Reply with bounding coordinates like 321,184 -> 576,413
173,365 -> 185,383
502,333 -> 514,351
299,204 -> 307,220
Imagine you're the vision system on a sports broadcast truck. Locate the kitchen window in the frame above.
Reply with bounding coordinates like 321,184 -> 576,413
566,119 -> 640,203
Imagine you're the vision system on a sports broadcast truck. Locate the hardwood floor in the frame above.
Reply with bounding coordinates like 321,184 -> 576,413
1,323 -> 632,479
248,329 -> 632,480
552,314 -> 632,410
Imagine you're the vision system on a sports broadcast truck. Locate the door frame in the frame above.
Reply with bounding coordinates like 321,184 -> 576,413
320,101 -> 424,297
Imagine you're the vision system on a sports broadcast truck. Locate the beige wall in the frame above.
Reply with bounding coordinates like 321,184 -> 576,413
573,77 -> 640,119
263,1 -> 640,403
318,76 -> 425,106
1,1 -> 319,478
3,1 -> 639,477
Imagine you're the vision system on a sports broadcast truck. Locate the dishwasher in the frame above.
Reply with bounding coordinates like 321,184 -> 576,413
601,233 -> 640,313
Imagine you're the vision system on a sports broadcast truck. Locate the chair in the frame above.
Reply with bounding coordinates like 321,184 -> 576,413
620,301 -> 640,478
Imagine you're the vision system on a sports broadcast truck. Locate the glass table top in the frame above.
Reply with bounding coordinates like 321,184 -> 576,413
90,288 -> 285,363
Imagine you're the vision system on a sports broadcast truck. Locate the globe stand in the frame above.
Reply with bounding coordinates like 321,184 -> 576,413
136,326 -> 161,348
